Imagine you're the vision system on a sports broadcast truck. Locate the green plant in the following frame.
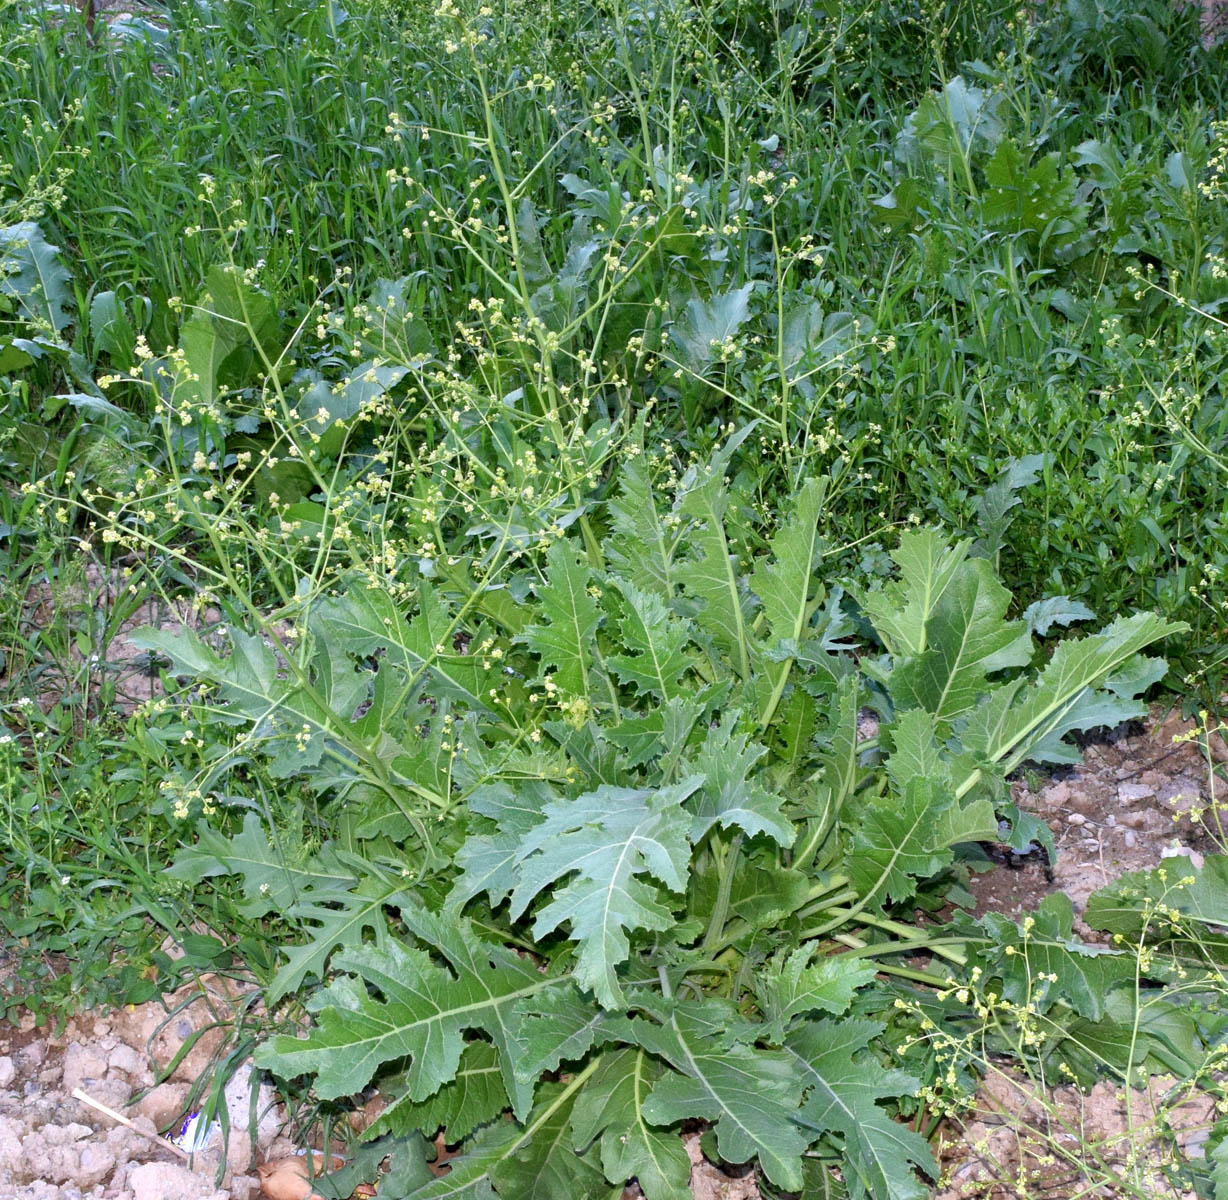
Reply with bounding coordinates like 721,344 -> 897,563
133,428 -> 1195,1194
3,0 -> 1228,1192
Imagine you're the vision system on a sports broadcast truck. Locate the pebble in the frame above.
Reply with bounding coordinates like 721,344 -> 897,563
1124,830 -> 1137,848
1118,782 -> 1156,802
1067,813 -> 1087,826
0,1057 -> 13,1089
1043,781 -> 1071,807
1160,844 -> 1205,870
1121,811 -> 1148,829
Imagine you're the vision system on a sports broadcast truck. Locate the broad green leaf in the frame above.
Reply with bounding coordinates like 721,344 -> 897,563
1085,854 -> 1228,937
370,1040 -> 508,1142
1061,987 -> 1228,1081
0,222 -> 73,333
972,894 -> 1134,1021
606,578 -> 693,701
890,556 -> 1032,723
510,981 -> 619,1081
544,719 -> 623,784
601,710 -> 672,769
514,197 -> 552,286
89,290 -> 136,367
754,946 -> 877,1040
1022,596 -> 1096,636
401,1083 -> 602,1199
689,845 -> 810,936
846,777 -> 994,908
633,1004 -> 809,1191
773,686 -> 819,771
896,76 -> 1005,167
403,1122 -> 514,1199
509,779 -> 702,1008
885,708 -> 948,793
517,540 -> 601,699
785,1019 -> 933,1200
355,276 -> 434,362
780,302 -> 865,386
860,530 -> 970,657
319,1134 -> 435,1198
656,685 -> 730,785
1212,1134 -> 1228,1200
301,361 -> 410,457
956,612 -> 1186,778
818,674 -> 864,810
608,454 -> 683,598
683,713 -> 792,846
490,1081 -> 612,1199
128,625 -> 336,778
167,813 -> 354,919
266,870 -> 417,1005
679,430 -> 757,678
314,584 -> 492,711
179,265 -> 280,411
983,141 -> 1084,246
751,475 -> 829,649
256,904 -> 549,1116
969,455 -> 1045,562
669,283 -> 754,376
726,858 -> 810,931
571,1050 -> 691,1200
752,475 -> 830,725
448,781 -> 554,912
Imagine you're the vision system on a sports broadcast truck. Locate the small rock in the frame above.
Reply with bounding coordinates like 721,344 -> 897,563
73,1141 -> 117,1188
1121,811 -> 1149,829
0,1056 -> 15,1088
1124,830 -> 1137,848
132,1081 -> 190,1131
0,1114 -> 25,1170
83,1076 -> 133,1111
107,1044 -> 145,1081
1158,777 -> 1200,809
1067,813 -> 1087,826
1117,782 -> 1155,803
1042,781 -> 1071,808
61,1042 -> 110,1093
230,1174 -> 259,1200
1160,843 -> 1205,870
1069,790 -> 1103,817
16,1039 -> 47,1070
130,1161 -> 228,1200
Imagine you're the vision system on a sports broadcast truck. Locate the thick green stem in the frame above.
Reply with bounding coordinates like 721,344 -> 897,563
702,833 -> 744,954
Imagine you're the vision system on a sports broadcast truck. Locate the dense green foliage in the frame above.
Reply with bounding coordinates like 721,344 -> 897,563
3,0 -> 1228,1193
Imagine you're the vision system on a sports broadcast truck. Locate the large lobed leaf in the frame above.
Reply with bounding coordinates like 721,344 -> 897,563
677,427 -> 758,678
630,1001 -> 811,1192
0,222 -> 73,333
785,1019 -> 934,1200
508,779 -> 702,1008
571,1050 -> 692,1200
257,902 -> 551,1117
517,541 -> 603,699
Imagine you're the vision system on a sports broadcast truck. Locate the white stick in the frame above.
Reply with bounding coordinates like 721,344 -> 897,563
71,1087 -> 193,1161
